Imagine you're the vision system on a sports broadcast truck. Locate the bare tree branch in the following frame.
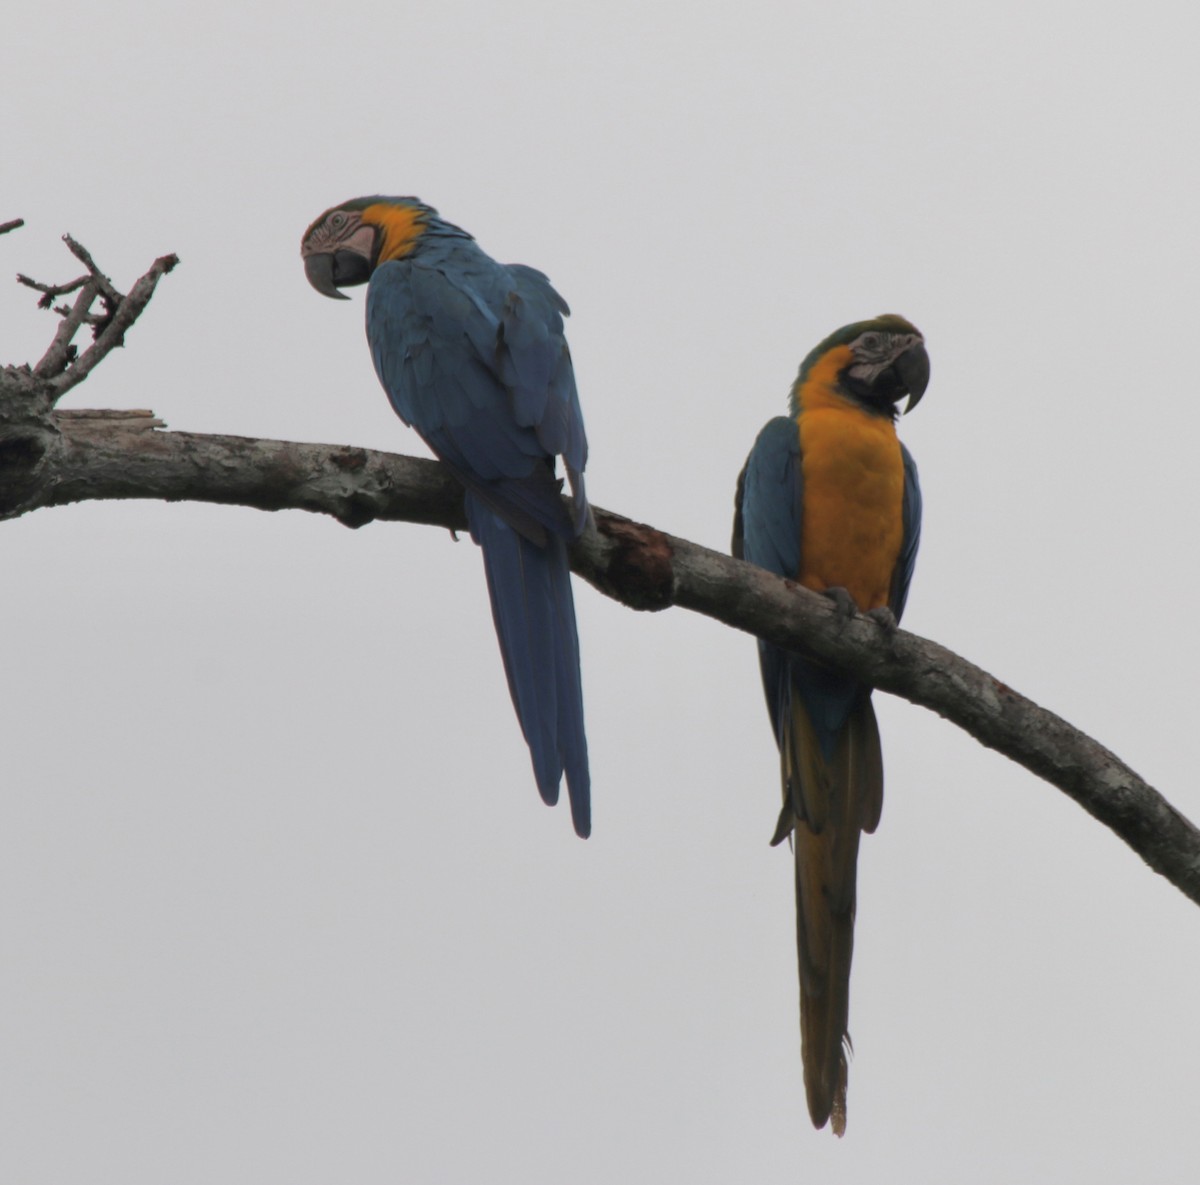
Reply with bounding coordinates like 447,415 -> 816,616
0,218 -> 23,237
3,227 -> 1198,910
51,251 -> 178,396
9,231 -> 178,394
33,281 -> 100,378
17,270 -> 90,308
61,233 -> 123,305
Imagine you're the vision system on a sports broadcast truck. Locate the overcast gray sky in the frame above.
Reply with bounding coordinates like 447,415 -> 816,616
4,1 -> 1199,1181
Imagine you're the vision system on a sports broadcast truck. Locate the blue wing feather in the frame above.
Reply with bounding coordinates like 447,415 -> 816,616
366,236 -> 591,836
889,443 -> 921,623
369,252 -> 585,540
736,417 -> 802,580
502,264 -> 588,530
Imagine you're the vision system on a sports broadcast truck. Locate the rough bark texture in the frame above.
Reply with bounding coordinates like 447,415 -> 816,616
4,226 -> 1198,909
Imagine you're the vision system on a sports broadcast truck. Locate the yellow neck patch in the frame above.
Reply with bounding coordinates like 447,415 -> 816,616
792,344 -> 855,414
361,202 -> 427,263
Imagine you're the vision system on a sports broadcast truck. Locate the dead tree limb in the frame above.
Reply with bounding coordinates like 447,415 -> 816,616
3,225 -> 1198,908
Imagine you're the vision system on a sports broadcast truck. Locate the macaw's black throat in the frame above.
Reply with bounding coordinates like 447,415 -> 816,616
304,249 -> 373,300
841,340 -> 930,419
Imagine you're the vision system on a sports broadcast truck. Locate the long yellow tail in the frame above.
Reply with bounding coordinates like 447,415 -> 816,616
775,692 -> 883,1136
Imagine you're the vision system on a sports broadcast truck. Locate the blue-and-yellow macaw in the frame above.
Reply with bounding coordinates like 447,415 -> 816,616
301,197 -> 591,837
732,315 -> 928,1135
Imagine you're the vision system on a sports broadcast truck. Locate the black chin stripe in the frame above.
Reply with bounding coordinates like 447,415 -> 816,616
839,373 -> 902,419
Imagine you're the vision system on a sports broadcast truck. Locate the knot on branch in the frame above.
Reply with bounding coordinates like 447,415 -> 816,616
333,492 -> 383,529
0,361 -> 63,515
0,396 -> 60,518
330,447 -> 369,473
325,449 -> 390,526
0,427 -> 55,509
592,513 -> 675,611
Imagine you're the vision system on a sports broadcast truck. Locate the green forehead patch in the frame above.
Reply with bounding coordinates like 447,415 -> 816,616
797,314 -> 921,384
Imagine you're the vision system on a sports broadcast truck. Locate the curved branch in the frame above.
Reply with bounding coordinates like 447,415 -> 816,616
7,409 -> 1194,908
3,229 -> 1197,909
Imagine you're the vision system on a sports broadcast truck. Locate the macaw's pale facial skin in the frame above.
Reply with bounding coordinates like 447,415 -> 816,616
301,195 -> 594,838
734,314 -> 928,1136
300,211 -> 377,298
301,198 -> 440,298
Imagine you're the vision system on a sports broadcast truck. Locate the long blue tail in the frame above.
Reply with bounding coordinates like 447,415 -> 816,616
466,496 -> 591,837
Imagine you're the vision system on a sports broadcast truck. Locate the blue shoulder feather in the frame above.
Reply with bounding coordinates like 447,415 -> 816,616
366,242 -> 586,545
734,416 -> 803,580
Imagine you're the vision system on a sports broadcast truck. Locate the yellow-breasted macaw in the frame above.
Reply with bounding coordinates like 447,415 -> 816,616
732,315 -> 928,1134
301,197 -> 591,837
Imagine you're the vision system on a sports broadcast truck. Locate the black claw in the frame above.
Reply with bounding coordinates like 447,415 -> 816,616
821,586 -> 859,621
865,606 -> 898,635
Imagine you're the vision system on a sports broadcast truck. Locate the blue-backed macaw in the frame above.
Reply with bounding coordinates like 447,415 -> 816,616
732,315 -> 928,1135
301,197 -> 591,837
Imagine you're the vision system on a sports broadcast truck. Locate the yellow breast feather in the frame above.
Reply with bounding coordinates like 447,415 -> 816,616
794,348 -> 905,611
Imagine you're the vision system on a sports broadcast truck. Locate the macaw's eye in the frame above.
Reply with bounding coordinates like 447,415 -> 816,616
330,212 -> 347,230
860,332 -> 882,352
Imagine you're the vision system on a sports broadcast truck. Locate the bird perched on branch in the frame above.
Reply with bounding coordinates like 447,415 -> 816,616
302,197 -> 592,837
732,315 -> 928,1134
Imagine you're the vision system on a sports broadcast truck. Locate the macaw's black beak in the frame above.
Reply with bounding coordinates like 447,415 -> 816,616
895,340 -> 930,414
304,250 -> 371,300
